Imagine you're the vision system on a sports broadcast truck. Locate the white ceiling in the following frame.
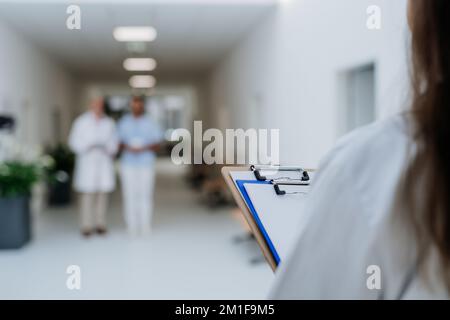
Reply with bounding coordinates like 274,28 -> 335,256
0,1 -> 276,80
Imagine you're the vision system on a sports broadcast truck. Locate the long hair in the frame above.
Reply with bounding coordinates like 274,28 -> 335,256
405,0 -> 450,287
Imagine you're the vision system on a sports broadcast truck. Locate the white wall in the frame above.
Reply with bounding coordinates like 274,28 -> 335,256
208,0 -> 409,168
0,20 -> 77,147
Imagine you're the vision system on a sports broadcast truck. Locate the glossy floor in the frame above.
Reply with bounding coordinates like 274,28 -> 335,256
0,159 -> 273,299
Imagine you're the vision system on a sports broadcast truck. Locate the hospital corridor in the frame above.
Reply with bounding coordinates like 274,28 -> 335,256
0,159 -> 272,299
0,0 -> 424,302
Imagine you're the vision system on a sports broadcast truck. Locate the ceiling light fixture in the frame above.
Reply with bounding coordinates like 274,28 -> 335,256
129,75 -> 156,89
113,26 -> 157,42
123,58 -> 157,72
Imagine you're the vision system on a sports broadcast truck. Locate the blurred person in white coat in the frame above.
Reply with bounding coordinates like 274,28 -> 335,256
68,96 -> 118,237
118,96 -> 163,236
270,0 -> 450,299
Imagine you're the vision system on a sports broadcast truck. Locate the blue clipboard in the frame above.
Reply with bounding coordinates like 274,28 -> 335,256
236,180 -> 281,265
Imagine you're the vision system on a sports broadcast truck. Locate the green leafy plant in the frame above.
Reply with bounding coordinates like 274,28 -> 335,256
44,144 -> 75,184
0,162 -> 39,197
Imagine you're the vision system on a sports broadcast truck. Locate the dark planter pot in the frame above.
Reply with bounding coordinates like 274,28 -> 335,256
0,195 -> 31,249
48,180 -> 72,206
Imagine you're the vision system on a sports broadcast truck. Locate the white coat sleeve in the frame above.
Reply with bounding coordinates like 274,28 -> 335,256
269,117 -> 450,299
268,146 -> 382,300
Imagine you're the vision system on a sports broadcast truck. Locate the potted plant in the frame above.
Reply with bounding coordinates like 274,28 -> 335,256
0,161 -> 39,249
45,144 -> 75,206
0,133 -> 49,249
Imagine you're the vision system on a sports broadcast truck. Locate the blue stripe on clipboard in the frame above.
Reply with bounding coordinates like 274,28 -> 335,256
236,180 -> 281,265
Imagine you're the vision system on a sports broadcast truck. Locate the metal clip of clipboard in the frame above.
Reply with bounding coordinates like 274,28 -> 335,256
250,165 -> 310,182
271,180 -> 310,196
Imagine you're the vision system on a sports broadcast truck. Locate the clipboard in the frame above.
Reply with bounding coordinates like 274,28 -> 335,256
222,166 -> 278,271
222,166 -> 314,272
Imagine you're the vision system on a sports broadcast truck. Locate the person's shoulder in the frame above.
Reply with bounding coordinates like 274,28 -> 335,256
122,113 -> 133,121
73,112 -> 90,125
145,115 -> 162,129
118,114 -> 132,125
99,114 -> 114,126
144,114 -> 157,124
321,114 -> 411,171
314,113 -> 413,224
77,111 -> 90,120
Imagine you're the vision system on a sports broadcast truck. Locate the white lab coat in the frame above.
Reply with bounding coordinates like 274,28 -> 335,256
68,112 -> 118,193
269,114 -> 449,300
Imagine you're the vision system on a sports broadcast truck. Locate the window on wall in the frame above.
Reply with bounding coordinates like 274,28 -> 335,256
339,63 -> 376,134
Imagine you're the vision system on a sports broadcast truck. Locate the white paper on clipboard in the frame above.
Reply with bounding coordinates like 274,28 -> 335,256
243,183 -> 312,261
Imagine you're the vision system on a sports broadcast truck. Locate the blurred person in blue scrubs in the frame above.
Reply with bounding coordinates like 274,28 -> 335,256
118,96 -> 163,236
